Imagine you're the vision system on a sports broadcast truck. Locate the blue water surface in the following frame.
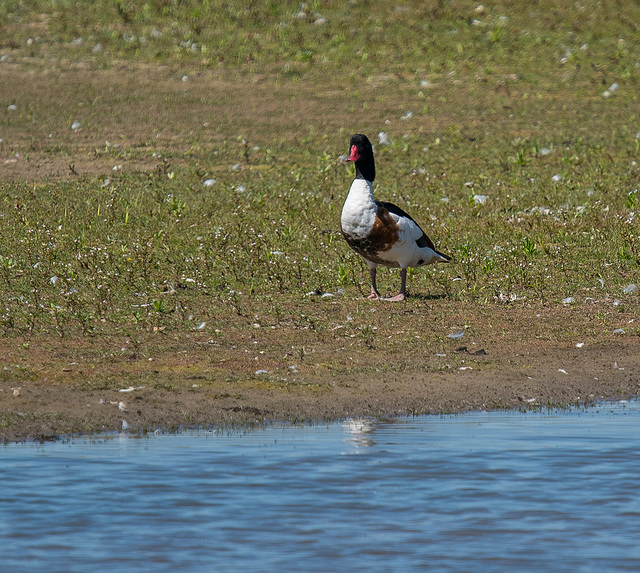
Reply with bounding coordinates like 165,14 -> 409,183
2,401 -> 640,572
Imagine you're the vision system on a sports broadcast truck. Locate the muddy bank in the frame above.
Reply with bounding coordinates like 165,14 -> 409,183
2,341 -> 638,443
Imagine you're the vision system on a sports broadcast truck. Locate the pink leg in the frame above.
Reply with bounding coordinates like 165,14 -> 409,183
368,266 -> 381,299
384,268 -> 407,302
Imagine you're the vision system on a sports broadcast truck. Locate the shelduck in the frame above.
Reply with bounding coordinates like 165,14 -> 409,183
341,133 -> 450,301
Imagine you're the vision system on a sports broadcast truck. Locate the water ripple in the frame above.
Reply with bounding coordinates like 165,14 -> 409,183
2,402 -> 640,571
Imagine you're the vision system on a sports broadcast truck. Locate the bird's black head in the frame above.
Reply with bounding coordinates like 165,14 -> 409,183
347,133 -> 375,182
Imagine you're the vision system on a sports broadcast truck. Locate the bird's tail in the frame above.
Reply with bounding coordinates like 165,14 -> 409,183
434,251 -> 452,263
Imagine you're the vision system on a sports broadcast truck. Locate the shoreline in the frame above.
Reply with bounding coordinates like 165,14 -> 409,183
3,340 -> 639,444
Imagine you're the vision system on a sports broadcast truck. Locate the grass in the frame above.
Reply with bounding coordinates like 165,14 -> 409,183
0,0 -> 639,382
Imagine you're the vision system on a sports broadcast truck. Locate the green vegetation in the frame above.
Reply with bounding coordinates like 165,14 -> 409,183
0,0 -> 639,347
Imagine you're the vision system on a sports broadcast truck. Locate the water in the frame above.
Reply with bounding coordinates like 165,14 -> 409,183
2,401 -> 640,572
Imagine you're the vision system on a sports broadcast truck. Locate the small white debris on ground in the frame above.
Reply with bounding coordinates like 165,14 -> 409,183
473,194 -> 488,205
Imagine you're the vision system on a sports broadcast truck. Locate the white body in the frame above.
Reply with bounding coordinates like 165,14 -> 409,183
341,179 -> 446,269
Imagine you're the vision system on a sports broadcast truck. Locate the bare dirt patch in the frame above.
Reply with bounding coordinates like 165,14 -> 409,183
2,317 -> 639,443
1,62 -> 404,180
